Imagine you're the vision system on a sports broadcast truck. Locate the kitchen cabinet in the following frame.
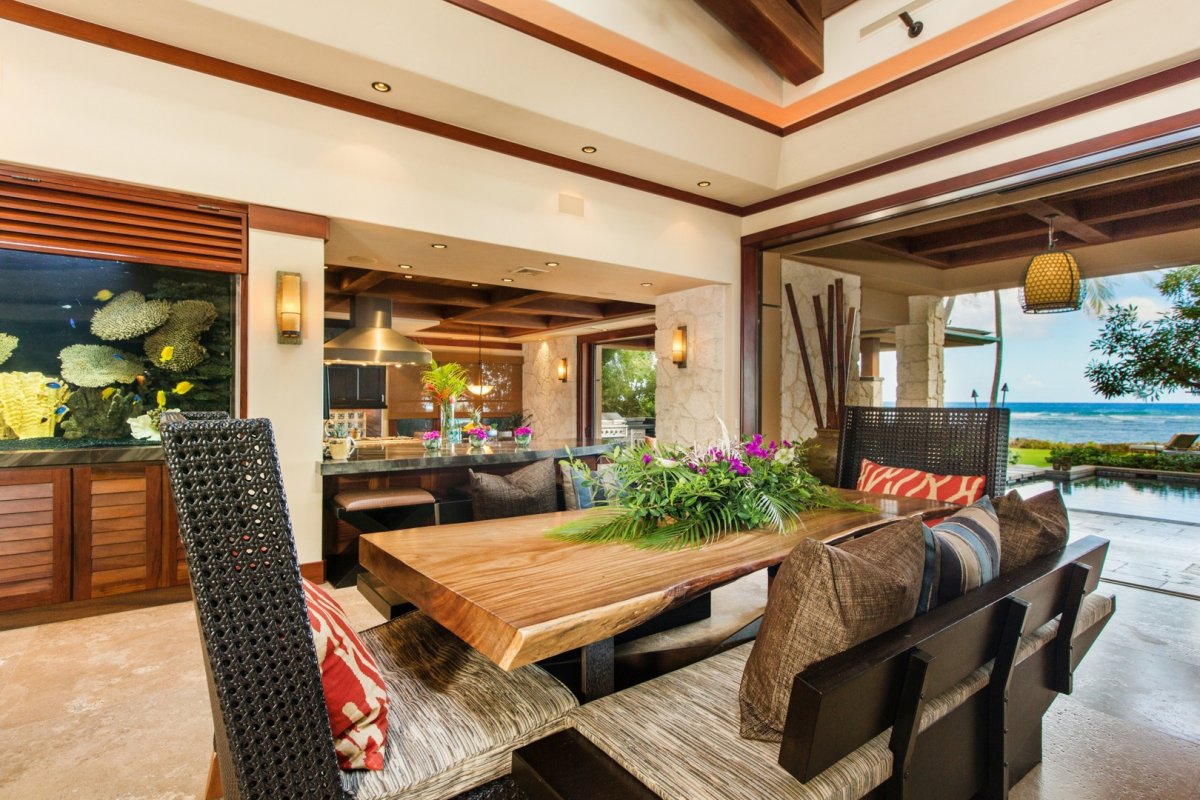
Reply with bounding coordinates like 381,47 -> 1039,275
0,468 -> 71,612
327,364 -> 387,409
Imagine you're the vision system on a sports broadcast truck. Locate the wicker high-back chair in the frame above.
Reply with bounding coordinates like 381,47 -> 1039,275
834,406 -> 1011,498
161,416 -> 576,800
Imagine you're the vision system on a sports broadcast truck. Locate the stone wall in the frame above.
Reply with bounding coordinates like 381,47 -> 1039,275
522,337 -> 577,441
895,296 -> 946,408
655,285 -> 727,446
779,260 -> 862,442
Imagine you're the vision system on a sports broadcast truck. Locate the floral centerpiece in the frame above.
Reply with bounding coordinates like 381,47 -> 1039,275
421,430 -> 441,454
513,425 -> 533,448
548,433 -> 863,549
465,425 -> 490,450
421,360 -> 470,443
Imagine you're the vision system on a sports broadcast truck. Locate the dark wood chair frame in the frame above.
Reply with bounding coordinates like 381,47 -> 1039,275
835,406 -> 1012,499
514,535 -> 1113,800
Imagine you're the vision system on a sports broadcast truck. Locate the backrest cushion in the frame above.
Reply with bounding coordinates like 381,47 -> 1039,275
917,497 -> 1001,614
303,579 -> 389,770
469,458 -> 557,520
856,458 -> 986,506
994,489 -> 1069,574
560,461 -> 605,511
738,518 -> 925,742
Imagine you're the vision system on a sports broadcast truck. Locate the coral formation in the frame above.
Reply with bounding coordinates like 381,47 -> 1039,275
61,387 -> 143,441
0,372 -> 70,439
144,300 -> 217,373
58,344 -> 143,387
90,290 -> 170,340
0,333 -> 17,366
128,407 -> 176,442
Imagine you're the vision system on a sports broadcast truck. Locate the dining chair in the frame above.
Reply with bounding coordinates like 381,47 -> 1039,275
160,415 -> 576,800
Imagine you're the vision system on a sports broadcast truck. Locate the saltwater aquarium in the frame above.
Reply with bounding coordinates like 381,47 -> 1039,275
0,249 -> 236,450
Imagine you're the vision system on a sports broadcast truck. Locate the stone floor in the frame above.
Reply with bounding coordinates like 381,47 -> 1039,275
0,511 -> 1197,799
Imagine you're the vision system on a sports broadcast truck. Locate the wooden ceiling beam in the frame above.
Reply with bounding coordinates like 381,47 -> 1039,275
337,269 -> 393,294
457,312 -> 551,329
694,0 -> 823,85
895,215 -> 1044,256
441,291 -> 558,324
509,298 -> 606,318
1014,199 -> 1110,244
854,238 -> 950,269
1069,179 -> 1200,225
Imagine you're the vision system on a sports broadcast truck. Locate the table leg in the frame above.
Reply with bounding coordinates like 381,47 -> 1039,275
580,637 -> 615,701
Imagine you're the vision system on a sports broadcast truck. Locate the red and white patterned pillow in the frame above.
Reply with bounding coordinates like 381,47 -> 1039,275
302,579 -> 389,770
856,458 -> 986,506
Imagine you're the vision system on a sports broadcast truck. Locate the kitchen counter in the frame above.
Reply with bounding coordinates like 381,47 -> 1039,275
319,438 -> 611,475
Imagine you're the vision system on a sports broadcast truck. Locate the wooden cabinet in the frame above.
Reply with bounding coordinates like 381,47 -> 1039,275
0,468 -> 72,612
327,364 -> 387,408
71,464 -> 165,600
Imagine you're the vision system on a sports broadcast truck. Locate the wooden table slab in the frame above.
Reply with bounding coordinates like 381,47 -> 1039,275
360,491 -> 952,672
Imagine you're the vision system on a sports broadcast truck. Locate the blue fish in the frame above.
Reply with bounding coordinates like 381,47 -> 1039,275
54,405 -> 67,415
133,393 -> 142,403
69,318 -> 77,329
112,353 -> 125,361
45,381 -> 62,389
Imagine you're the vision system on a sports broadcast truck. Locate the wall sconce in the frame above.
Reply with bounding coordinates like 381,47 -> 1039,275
671,326 -> 687,368
556,357 -> 569,382
276,271 -> 302,345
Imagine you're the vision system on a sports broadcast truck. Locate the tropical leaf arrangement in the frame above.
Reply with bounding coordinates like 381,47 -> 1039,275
548,433 -> 866,550
420,359 -> 470,403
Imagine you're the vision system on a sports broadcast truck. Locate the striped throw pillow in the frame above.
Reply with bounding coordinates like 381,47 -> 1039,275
303,579 -> 389,770
856,458 -> 986,506
917,497 -> 1001,614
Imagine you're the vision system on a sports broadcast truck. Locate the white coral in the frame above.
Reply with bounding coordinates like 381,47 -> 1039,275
0,333 -> 17,366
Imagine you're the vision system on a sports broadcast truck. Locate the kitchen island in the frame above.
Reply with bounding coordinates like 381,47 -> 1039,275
319,437 -> 611,475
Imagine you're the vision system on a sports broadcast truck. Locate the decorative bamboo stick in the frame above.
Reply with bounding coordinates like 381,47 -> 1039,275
841,305 -> 858,423
834,280 -> 846,428
813,293 -> 835,429
785,283 -> 823,429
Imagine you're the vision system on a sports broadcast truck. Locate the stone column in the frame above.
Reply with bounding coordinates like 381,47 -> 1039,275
655,285 -> 726,446
522,337 -> 577,441
895,296 -> 945,408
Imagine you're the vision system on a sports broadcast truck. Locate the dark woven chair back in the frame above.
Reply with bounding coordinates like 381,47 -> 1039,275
160,415 -> 346,800
835,406 -> 1011,498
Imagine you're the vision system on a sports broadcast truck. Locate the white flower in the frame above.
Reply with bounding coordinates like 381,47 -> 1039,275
128,413 -> 160,441
774,447 -> 795,466
656,458 -> 678,468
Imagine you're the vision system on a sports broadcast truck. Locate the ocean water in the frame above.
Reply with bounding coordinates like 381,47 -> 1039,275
944,401 -> 1200,444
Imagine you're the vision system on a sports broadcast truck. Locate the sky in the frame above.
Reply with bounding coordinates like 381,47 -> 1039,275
877,268 -> 1199,405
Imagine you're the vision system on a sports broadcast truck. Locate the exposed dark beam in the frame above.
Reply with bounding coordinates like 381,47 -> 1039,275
441,291 -> 558,324
508,298 -> 606,318
409,336 -> 523,351
420,321 -> 525,338
894,215 -> 1045,257
1069,178 -> 1200,225
854,238 -> 951,269
368,281 -> 492,307
458,312 -> 551,329
1014,199 -> 1110,244
694,0 -> 823,85
338,269 -> 392,294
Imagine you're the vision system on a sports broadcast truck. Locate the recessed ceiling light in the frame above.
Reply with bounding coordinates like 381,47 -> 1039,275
581,146 -> 597,154
398,264 -> 412,270
470,282 -> 480,287
370,81 -> 392,93
431,243 -> 447,249
544,261 -> 559,267
697,180 -> 711,188
402,274 -> 413,280
640,282 -> 653,287
501,277 -> 515,283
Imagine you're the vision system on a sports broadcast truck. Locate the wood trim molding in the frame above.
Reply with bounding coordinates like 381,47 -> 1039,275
299,561 -> 326,584
248,205 -> 330,240
409,335 -> 523,351
739,245 -> 761,435
744,111 -> 1200,248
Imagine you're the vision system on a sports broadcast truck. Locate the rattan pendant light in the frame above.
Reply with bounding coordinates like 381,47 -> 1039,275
1019,215 -> 1085,314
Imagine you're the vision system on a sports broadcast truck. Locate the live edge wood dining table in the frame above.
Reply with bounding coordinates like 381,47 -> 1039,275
359,489 -> 954,700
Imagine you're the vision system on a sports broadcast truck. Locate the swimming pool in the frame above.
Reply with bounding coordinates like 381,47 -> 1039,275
1016,476 -> 1200,525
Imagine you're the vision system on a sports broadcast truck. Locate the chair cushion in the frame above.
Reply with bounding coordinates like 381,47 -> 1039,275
917,497 -> 1001,614
341,612 -> 577,800
560,461 -> 606,510
303,579 -> 389,770
738,518 -> 925,742
335,487 -> 436,512
570,593 -> 1113,800
469,459 -> 557,520
994,489 -> 1070,574
856,458 -> 986,505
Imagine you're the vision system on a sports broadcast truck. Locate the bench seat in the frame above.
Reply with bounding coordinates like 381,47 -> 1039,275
559,592 -> 1111,800
334,487 -> 436,512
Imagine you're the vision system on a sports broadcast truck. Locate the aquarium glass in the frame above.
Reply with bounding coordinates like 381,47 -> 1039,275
0,249 -> 237,450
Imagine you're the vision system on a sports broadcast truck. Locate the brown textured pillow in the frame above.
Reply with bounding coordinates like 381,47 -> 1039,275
994,489 -> 1069,574
469,459 -> 557,520
738,518 -> 925,742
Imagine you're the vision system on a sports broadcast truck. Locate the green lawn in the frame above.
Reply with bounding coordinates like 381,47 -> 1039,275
1010,448 -> 1052,467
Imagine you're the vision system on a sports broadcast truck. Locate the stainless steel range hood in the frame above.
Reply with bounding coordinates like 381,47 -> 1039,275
324,295 -> 432,365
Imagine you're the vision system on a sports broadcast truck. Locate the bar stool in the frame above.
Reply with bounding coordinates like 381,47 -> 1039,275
328,487 -> 438,593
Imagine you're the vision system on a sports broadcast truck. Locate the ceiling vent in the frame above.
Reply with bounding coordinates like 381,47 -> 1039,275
509,266 -> 548,277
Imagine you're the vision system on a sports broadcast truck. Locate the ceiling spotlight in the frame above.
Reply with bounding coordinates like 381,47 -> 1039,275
431,243 -> 447,249
501,277 -> 515,283
398,264 -> 412,270
370,81 -> 392,93
581,146 -> 597,154
545,261 -> 559,267
402,274 -> 414,280
640,282 -> 653,287
470,282 -> 480,287
697,181 -> 711,187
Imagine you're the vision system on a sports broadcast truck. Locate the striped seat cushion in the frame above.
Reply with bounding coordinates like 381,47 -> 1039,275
340,612 -> 577,800
569,593 -> 1113,800
856,458 -> 986,506
918,498 -> 1002,614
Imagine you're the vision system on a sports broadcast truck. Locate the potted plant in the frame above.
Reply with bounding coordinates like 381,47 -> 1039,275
513,425 -> 533,449
421,360 -> 470,443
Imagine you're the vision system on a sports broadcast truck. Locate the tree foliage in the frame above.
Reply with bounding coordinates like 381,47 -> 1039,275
1086,266 -> 1200,399
600,348 -> 656,418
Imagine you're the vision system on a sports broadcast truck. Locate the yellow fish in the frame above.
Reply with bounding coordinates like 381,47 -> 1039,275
101,387 -> 116,400
94,289 -> 113,301
156,390 -> 166,408
159,345 -> 174,363
172,381 -> 194,395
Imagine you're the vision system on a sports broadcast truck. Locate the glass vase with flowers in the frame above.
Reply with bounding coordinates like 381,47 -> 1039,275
420,360 -> 470,446
513,425 -> 533,449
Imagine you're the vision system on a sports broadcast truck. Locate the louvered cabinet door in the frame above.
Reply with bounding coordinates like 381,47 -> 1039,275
0,469 -> 71,612
72,465 -> 164,599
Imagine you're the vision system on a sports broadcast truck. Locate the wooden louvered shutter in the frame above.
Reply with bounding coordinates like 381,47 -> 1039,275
0,163 -> 247,273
